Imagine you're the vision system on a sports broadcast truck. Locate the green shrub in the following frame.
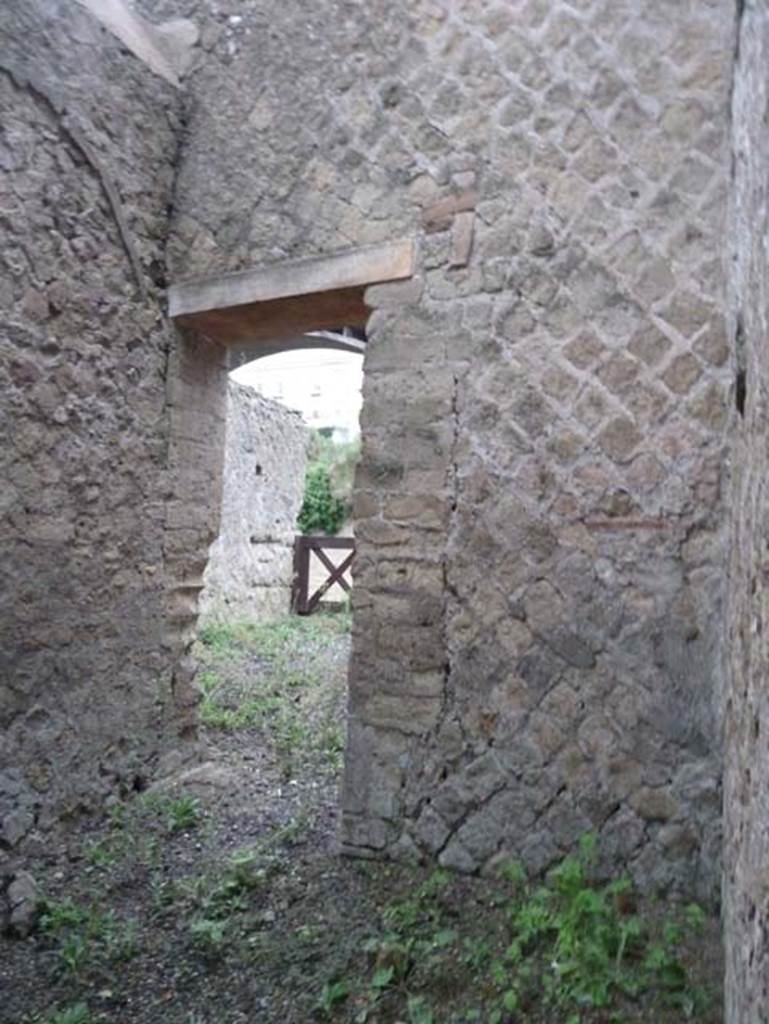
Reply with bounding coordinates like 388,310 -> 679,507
297,464 -> 347,535
296,432 -> 359,535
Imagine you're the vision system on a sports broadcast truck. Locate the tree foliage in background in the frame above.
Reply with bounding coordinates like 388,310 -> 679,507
297,431 -> 360,535
297,465 -> 347,535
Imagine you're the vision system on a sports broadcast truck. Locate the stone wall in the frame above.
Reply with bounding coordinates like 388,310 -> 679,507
0,0 -> 736,903
12,0 -> 769,1011
164,0 -> 734,898
199,382 -> 309,625
352,1 -> 732,900
0,0 -> 186,851
724,2 -> 769,1020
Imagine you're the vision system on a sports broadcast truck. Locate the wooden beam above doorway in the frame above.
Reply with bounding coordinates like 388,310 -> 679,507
168,239 -> 415,346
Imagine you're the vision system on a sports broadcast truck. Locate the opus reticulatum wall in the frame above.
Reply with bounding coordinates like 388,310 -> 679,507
2,0 -> 743,921
160,0 -> 735,900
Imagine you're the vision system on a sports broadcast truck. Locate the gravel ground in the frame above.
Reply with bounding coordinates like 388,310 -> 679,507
0,614 -> 725,1024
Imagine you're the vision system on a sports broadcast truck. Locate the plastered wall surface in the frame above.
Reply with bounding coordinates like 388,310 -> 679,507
199,382 -> 309,625
163,0 -> 734,898
724,3 -> 769,1020
0,0 -> 183,852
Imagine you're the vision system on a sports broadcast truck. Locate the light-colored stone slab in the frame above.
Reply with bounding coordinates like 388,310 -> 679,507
450,211 -> 475,267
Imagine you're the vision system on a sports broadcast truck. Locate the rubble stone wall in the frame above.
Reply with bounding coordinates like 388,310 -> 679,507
724,2 -> 769,1020
199,382 -> 309,625
13,0 -> 769,1011
0,0 -> 185,850
167,0 -> 734,899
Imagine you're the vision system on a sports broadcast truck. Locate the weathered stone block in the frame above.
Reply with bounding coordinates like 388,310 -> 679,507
628,323 -> 673,367
0,810 -> 33,848
596,416 -> 642,462
7,871 -> 40,938
662,353 -> 702,395
365,277 -> 424,309
630,786 -> 679,823
359,691 -> 442,737
414,805 -> 451,854
659,291 -> 715,339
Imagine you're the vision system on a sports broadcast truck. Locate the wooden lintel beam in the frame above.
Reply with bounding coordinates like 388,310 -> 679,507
168,239 -> 415,323
173,285 -> 371,345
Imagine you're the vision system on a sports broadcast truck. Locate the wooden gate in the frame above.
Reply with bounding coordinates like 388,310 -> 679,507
292,535 -> 355,615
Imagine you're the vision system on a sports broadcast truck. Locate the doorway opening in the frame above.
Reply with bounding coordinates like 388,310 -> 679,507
165,240 -> 414,740
222,338 -> 364,619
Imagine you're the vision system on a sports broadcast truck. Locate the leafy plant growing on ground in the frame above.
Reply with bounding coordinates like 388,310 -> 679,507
39,898 -> 139,978
43,1005 -> 96,1024
165,794 -> 202,833
329,835 -> 713,1024
487,833 -> 711,1021
316,978 -> 351,1018
189,916 -> 228,952
84,839 -> 115,868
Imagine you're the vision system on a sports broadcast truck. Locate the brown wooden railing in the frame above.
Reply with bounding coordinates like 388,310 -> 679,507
291,535 -> 355,615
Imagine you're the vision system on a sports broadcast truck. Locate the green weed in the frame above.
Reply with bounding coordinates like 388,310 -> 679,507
57,933 -> 89,977
406,995 -> 434,1024
471,833 -> 710,1020
344,837 -> 715,1024
316,978 -> 350,1017
99,910 -> 138,962
84,839 -> 115,868
182,843 -> 279,927
198,621 -> 240,653
82,791 -> 202,871
165,794 -> 202,833
43,1005 -> 95,1024
189,916 -> 228,952
40,898 -> 138,977
40,898 -> 89,934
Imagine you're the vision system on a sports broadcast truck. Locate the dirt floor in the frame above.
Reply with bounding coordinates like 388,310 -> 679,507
1,614 -> 725,1024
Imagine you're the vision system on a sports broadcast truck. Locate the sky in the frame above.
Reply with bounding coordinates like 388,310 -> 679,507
230,348 -> 364,439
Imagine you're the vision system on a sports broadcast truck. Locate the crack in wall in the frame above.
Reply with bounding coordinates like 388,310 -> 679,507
439,367 -> 463,717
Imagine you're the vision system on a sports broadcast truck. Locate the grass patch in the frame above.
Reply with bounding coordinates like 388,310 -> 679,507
196,613 -> 349,778
198,613 -> 350,662
77,791 -> 208,881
